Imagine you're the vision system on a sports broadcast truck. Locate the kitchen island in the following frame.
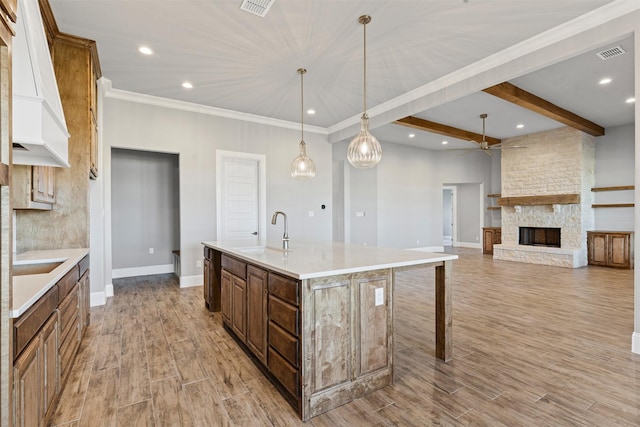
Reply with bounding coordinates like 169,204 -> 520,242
202,240 -> 457,420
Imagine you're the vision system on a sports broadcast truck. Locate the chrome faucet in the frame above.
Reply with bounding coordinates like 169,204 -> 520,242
271,211 -> 289,250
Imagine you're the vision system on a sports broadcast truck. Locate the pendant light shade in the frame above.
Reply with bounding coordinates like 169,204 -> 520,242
291,68 -> 316,180
347,15 -> 382,169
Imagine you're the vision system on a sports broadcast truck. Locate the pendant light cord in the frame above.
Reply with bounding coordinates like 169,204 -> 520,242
301,70 -> 304,141
363,19 -> 367,115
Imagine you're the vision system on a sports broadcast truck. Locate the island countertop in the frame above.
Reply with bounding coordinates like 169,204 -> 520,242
201,239 -> 457,279
11,248 -> 89,318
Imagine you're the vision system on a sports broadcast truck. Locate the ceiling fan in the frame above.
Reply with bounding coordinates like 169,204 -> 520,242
466,113 -> 526,156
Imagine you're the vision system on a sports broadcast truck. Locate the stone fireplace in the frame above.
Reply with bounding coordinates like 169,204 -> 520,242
493,127 -> 595,268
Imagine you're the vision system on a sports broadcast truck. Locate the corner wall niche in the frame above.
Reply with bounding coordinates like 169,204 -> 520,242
493,127 -> 595,268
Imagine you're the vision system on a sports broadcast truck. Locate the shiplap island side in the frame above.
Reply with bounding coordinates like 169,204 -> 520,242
201,240 -> 457,420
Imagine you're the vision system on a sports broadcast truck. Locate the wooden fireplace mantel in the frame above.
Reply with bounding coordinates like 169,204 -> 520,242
497,194 -> 580,206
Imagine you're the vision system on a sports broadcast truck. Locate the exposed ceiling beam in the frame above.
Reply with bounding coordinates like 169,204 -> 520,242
394,116 -> 502,146
483,82 -> 605,136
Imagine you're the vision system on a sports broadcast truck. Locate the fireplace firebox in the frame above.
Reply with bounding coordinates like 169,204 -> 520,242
519,227 -> 561,248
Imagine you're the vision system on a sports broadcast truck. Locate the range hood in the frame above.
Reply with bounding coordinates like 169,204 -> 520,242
12,0 -> 69,167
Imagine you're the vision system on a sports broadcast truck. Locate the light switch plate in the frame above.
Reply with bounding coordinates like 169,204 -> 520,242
375,287 -> 384,306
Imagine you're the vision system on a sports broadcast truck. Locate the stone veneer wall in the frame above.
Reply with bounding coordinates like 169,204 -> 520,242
493,127 -> 595,268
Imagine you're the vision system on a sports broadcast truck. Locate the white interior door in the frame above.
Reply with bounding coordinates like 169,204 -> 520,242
216,150 -> 266,242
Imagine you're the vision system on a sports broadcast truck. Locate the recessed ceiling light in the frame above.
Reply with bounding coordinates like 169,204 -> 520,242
307,109 -> 315,115
626,97 -> 635,104
599,77 -> 612,85
516,124 -> 524,129
138,46 -> 153,55
442,140 -> 448,145
182,82 -> 193,89
408,133 -> 415,138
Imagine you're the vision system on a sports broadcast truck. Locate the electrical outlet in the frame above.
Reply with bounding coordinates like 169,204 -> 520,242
196,260 -> 202,268
149,247 -> 154,254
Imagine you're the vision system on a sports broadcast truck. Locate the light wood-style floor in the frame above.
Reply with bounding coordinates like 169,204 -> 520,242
51,248 -> 640,426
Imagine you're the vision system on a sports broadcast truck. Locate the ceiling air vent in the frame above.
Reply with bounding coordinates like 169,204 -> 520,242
596,45 -> 626,60
239,0 -> 274,17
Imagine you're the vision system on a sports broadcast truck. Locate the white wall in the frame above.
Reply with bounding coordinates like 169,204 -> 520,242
594,123 -> 635,231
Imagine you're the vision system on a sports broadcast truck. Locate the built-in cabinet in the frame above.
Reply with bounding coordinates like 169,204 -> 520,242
587,231 -> 634,269
11,165 -> 55,209
48,32 -> 100,180
215,250 -> 392,420
220,254 -> 302,412
482,227 -> 501,254
203,247 -> 221,312
12,255 -> 90,426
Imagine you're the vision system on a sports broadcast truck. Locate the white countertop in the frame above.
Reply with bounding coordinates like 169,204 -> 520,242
202,240 -> 457,279
11,248 -> 89,318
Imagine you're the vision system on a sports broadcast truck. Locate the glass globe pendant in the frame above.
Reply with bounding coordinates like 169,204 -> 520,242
291,68 -> 316,180
347,15 -> 382,168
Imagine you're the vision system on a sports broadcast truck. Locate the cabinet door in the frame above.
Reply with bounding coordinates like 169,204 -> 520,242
41,314 -> 59,421
588,233 -> 608,266
246,265 -> 268,363
203,257 -> 211,307
608,233 -> 630,269
483,229 -> 494,254
221,270 -> 233,325
494,230 -> 502,244
14,335 -> 41,427
78,270 -> 91,334
231,276 -> 247,341
32,166 -> 55,204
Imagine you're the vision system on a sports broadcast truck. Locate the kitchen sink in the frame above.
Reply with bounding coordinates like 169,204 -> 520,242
12,261 -> 64,276
235,246 -> 291,255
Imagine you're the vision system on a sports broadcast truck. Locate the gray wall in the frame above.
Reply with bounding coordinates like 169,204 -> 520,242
103,97 -> 333,281
443,189 -> 452,238
111,148 -> 179,269
455,183 -> 481,244
594,123 -> 635,231
332,140 -> 493,249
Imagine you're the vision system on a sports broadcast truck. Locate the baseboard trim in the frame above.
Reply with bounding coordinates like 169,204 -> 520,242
180,275 -> 202,288
112,264 -> 174,279
454,242 -> 482,249
90,291 -> 106,307
632,332 -> 640,354
105,284 -> 114,298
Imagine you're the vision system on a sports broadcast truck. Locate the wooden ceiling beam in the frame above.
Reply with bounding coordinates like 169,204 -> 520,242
394,116 -> 502,146
483,82 -> 604,137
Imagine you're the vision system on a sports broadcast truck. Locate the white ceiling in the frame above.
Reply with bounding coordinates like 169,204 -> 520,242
49,0 -> 635,151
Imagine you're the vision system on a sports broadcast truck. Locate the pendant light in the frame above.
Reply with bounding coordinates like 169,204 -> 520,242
347,15 -> 382,168
290,68 -> 316,180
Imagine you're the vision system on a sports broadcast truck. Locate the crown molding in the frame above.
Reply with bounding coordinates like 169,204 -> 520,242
104,83 -> 328,136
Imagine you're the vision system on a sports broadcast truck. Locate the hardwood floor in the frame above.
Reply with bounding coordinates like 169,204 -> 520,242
51,248 -> 640,426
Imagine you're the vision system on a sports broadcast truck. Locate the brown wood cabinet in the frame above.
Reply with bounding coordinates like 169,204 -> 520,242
203,247 -> 221,311
246,265 -> 268,364
13,312 -> 58,427
11,165 -> 55,209
52,35 -> 100,180
587,231 -> 634,269
13,255 -> 90,426
221,255 -> 248,341
483,227 -> 501,254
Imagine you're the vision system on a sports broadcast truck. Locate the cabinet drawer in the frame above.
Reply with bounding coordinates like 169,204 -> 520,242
269,296 -> 298,336
79,255 -> 90,277
14,285 -> 59,358
60,325 -> 79,379
268,347 -> 299,398
268,273 -> 299,306
58,284 -> 79,337
58,265 -> 80,300
269,321 -> 299,368
221,255 -> 246,279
